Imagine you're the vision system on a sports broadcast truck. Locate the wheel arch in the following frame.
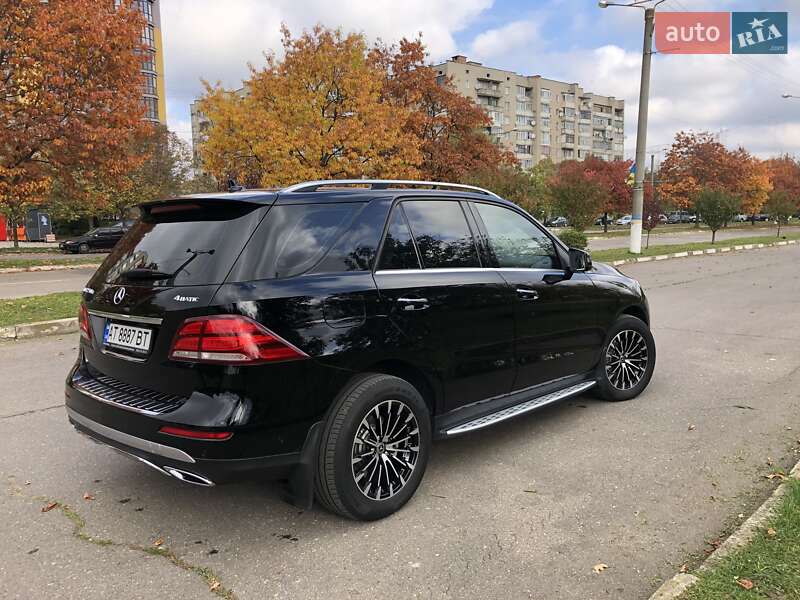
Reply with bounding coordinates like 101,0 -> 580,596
618,303 -> 649,326
364,359 -> 440,418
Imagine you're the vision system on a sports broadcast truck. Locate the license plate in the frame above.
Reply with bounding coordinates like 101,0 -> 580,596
103,322 -> 152,354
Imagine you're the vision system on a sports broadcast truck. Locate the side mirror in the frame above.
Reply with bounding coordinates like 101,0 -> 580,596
568,248 -> 592,272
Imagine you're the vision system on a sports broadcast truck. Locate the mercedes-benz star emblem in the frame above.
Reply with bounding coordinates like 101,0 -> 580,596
113,287 -> 126,305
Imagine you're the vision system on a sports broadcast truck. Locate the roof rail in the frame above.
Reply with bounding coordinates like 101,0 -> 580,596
280,179 -> 501,199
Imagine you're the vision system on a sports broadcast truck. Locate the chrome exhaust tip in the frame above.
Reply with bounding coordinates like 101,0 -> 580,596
163,467 -> 215,487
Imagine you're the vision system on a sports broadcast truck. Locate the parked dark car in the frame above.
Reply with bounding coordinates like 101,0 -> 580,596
60,222 -> 130,254
65,180 -> 656,520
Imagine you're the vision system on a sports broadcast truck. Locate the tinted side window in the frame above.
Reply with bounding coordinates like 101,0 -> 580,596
378,205 -> 420,270
312,198 -> 387,274
474,202 -> 558,269
401,200 -> 480,268
231,203 -> 359,281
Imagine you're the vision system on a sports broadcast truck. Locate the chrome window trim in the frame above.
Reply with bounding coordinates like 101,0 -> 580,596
374,267 -> 563,276
66,407 -> 195,463
88,310 -> 163,325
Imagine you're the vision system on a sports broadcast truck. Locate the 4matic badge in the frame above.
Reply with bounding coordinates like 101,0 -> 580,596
174,294 -> 200,303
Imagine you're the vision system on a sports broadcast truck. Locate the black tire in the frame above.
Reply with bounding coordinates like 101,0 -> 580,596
594,315 -> 656,402
78,243 -> 90,254
314,373 -> 431,520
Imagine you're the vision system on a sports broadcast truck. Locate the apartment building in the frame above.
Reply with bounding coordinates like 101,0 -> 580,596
117,0 -> 167,123
433,55 -> 624,169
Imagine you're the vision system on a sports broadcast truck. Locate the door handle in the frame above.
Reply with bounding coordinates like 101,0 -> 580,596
396,297 -> 430,311
516,288 -> 540,300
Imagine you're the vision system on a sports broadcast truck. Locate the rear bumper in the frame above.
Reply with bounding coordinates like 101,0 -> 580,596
67,406 -> 302,485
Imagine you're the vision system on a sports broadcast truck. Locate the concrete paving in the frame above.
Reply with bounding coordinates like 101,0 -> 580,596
0,268 -> 97,299
587,225 -> 799,251
1,246 -> 799,599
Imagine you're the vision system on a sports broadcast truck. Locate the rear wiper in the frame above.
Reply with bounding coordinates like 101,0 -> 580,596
120,248 -> 215,282
120,268 -> 174,280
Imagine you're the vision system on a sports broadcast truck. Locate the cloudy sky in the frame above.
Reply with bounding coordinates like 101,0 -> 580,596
161,0 -> 799,162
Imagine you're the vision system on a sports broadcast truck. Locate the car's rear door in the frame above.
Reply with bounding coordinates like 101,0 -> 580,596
468,201 -> 605,390
373,198 -> 516,413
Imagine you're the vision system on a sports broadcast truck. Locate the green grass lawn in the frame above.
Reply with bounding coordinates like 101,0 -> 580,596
591,232 -> 800,264
585,222 -> 800,238
681,479 -> 800,599
0,255 -> 104,269
0,292 -> 81,327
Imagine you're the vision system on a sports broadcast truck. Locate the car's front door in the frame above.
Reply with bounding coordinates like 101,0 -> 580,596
469,201 -> 605,391
374,198 -> 516,412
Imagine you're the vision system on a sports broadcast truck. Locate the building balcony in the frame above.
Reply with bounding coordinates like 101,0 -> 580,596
476,86 -> 503,98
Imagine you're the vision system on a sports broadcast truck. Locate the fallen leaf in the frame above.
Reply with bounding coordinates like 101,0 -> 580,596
27,547 -> 39,555
592,563 -> 609,574
765,472 -> 788,481
25,481 -> 31,486
679,564 -> 688,573
153,537 -> 164,547
118,498 -> 131,504
688,424 -> 696,431
766,457 -> 774,466
736,578 -> 754,590
767,528 -> 777,537
41,502 -> 58,513
83,492 -> 94,501
209,580 -> 220,592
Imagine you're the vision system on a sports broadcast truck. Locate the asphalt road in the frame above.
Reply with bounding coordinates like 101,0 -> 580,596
0,268 -> 96,299
587,224 -> 799,251
1,246 -> 799,599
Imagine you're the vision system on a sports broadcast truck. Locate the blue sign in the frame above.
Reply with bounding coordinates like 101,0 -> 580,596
732,12 -> 788,54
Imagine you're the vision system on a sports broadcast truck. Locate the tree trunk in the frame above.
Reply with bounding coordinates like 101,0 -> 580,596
603,212 -> 608,234
777,222 -> 781,237
11,217 -> 19,249
646,229 -> 651,249
711,229 -> 716,244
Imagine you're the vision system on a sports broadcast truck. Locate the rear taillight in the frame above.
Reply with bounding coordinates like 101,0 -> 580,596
169,315 -> 308,364
78,303 -> 91,341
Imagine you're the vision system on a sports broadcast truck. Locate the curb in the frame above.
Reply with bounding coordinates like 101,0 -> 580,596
0,263 -> 100,275
648,460 -> 800,600
0,317 -> 78,341
608,239 -> 797,268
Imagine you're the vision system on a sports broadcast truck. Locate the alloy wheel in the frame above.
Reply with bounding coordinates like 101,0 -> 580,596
351,400 -> 420,501
605,329 -> 649,391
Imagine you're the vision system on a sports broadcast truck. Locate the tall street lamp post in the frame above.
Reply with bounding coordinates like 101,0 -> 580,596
599,0 -> 666,254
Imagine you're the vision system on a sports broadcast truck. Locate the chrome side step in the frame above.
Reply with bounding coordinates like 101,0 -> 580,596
445,380 -> 596,436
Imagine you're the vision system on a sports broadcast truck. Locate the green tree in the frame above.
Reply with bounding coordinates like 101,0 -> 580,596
548,161 -> 606,231
694,187 -> 739,243
49,126 -> 191,222
764,191 -> 795,237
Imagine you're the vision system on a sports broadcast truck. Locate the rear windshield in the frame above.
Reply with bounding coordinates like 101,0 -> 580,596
98,201 -> 267,286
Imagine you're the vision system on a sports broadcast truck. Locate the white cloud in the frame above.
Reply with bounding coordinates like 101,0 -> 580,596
470,20 -> 541,62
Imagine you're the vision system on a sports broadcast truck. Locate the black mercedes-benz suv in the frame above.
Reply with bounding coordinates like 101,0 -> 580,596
66,179 -> 655,520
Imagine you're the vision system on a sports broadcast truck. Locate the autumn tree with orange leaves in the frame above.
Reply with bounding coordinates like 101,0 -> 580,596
764,155 -> 800,208
199,26 -> 422,187
658,131 -> 771,221
0,0 -> 148,247
199,28 -> 516,187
